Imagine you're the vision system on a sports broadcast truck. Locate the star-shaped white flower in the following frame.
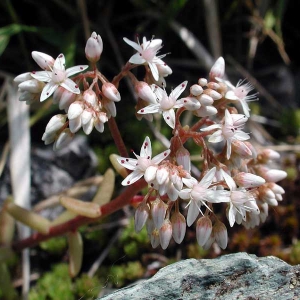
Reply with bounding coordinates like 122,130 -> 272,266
179,167 -> 230,226
117,136 -> 170,186
137,81 -> 187,128
217,78 -> 258,117
201,109 -> 250,159
31,53 -> 88,102
123,36 -> 167,81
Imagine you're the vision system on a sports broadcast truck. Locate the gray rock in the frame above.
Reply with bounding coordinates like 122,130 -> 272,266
99,252 -> 300,300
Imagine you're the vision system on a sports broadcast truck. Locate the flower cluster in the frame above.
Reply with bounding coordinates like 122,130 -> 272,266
14,32 -> 287,251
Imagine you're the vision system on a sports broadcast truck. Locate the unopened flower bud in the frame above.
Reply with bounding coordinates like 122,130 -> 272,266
198,78 -> 207,87
198,94 -> 214,106
53,128 -> 74,151
68,101 -> 84,119
83,89 -> 98,108
14,72 -> 33,83
156,167 -> 169,185
67,231 -> 83,278
144,165 -> 158,183
176,146 -> 191,173
159,219 -> 172,249
171,211 -> 186,244
207,82 -> 221,90
135,81 -> 156,104
204,89 -> 222,100
32,51 -> 55,70
209,56 -> 225,81
196,216 -> 212,247
195,105 -> 217,117
258,149 -> 281,163
190,84 -> 203,96
150,229 -> 160,248
151,198 -> 168,230
45,114 -> 66,135
264,169 -> 287,183
59,90 -> 77,111
156,59 -> 172,77
134,201 -> 150,232
69,116 -> 82,133
233,172 -> 265,188
232,140 -> 252,158
181,97 -> 201,111
85,32 -> 103,63
213,221 -> 228,249
102,82 -> 121,102
18,79 -> 44,93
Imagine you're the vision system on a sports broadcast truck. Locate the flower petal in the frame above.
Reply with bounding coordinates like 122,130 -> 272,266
162,109 -> 175,128
123,37 -> 142,52
121,170 -> 143,186
60,78 -> 80,94
31,71 -> 52,82
66,65 -> 89,77
152,149 -> 170,164
170,81 -> 188,100
148,62 -> 159,81
40,82 -> 58,101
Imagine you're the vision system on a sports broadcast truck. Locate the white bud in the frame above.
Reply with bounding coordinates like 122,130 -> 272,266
196,216 -> 212,247
209,56 -> 225,81
45,114 -> 66,135
195,105 -> 217,117
14,72 -> 33,83
264,170 -> 287,183
156,59 -> 172,77
134,201 -> 150,232
32,51 -> 55,70
198,78 -> 207,87
53,128 -> 74,151
83,89 -> 98,108
69,116 -> 82,133
213,221 -> 228,249
82,118 -> 94,135
198,94 -> 214,106
159,219 -> 172,249
144,165 -> 158,183
176,146 -> 191,173
156,167 -> 169,185
151,198 -> 168,230
18,79 -> 44,93
234,172 -> 265,188
171,212 -> 186,244
135,81 -> 156,104
102,82 -> 121,102
150,229 -> 160,249
68,101 -> 84,119
59,90 -> 77,111
190,84 -> 203,96
85,32 -> 103,63
181,97 -> 201,111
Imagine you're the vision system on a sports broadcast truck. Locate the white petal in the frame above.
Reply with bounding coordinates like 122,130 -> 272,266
31,71 -> 51,82
208,130 -> 224,143
187,200 -> 200,227
60,78 -> 80,94
40,82 -> 58,101
140,136 -> 152,158
179,189 -> 191,200
148,62 -> 159,81
162,109 -> 175,128
129,53 -> 145,65
66,65 -> 89,77
170,81 -> 188,100
138,104 -> 160,114
152,149 -> 170,164
123,37 -> 142,52
117,157 -> 137,171
199,167 -> 216,189
121,170 -> 143,186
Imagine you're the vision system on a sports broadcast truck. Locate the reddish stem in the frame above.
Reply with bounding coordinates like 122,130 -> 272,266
12,179 -> 147,252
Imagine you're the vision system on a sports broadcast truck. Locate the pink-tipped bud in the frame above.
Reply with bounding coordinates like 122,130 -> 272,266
102,82 -> 121,102
135,81 -> 156,104
259,186 -> 277,206
244,141 -> 257,159
258,148 -> 281,163
234,172 -> 265,188
151,198 -> 168,230
150,229 -> 160,248
134,201 -> 150,232
31,51 -> 55,70
176,146 -> 191,173
68,101 -> 84,120
190,84 -> 203,96
267,182 -> 285,195
85,32 -> 103,63
207,82 -> 221,90
159,219 -> 172,249
83,89 -> 98,108
196,216 -> 212,247
213,221 -> 228,249
53,128 -> 74,151
209,57 -> 225,81
198,78 -> 207,87
232,140 -> 252,158
45,114 -> 66,135
171,211 -> 186,244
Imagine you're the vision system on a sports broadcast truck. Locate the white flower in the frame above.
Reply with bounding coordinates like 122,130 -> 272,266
31,53 -> 89,102
123,36 -> 167,81
221,79 -> 258,117
137,81 -> 187,128
117,136 -> 170,186
201,109 -> 250,159
179,167 -> 230,226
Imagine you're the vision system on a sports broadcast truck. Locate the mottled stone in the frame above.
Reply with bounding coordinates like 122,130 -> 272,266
99,252 -> 300,300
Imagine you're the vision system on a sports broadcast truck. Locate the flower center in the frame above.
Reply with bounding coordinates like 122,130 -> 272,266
52,66 -> 66,84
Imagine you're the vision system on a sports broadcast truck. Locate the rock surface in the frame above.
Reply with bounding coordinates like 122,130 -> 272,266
99,252 -> 300,300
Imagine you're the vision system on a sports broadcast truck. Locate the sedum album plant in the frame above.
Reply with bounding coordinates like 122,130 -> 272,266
5,32 -> 287,276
